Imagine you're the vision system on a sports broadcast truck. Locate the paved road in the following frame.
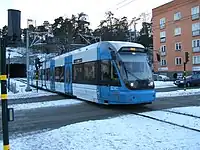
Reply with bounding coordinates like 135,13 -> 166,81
1,94 -> 200,139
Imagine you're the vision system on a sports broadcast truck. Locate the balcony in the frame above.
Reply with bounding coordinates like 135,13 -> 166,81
160,37 -> 166,43
192,13 -> 200,20
160,51 -> 166,56
192,30 -> 200,36
193,47 -> 200,52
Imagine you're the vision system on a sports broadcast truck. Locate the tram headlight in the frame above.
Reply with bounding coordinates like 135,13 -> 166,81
130,81 -> 138,88
148,81 -> 154,87
130,82 -> 134,87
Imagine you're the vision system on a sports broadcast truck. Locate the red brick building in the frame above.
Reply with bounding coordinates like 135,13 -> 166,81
152,0 -> 200,78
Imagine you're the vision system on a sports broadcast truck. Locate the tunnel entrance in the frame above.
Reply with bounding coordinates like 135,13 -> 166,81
6,64 -> 26,78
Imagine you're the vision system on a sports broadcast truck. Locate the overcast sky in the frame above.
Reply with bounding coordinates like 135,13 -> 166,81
0,0 -> 172,30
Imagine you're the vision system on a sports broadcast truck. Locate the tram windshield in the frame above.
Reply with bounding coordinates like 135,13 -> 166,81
118,52 -> 153,82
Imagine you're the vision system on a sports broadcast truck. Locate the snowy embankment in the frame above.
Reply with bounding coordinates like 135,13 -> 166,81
1,106 -> 200,150
155,81 -> 200,98
154,81 -> 176,89
9,99 -> 83,111
156,88 -> 200,98
5,79 -> 57,99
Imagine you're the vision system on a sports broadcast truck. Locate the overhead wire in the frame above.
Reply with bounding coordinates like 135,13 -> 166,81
105,0 -> 130,13
116,0 -> 137,10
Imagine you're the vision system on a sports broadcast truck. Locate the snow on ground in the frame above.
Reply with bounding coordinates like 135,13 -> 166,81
9,99 -> 83,111
139,110 -> 200,131
1,106 -> 200,150
4,79 -> 57,99
154,81 -> 176,89
169,106 -> 200,117
156,88 -> 200,98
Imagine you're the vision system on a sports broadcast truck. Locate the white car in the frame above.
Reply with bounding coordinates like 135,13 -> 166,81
158,75 -> 170,81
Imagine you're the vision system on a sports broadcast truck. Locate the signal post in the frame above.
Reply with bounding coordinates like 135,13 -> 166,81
184,52 -> 190,91
1,38 -> 10,150
1,9 -> 18,150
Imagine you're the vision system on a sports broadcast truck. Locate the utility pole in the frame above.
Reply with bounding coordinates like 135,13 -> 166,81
25,19 -> 32,91
8,50 -> 11,92
1,37 -> 14,150
128,17 -> 140,42
1,38 -> 9,150
184,52 -> 190,91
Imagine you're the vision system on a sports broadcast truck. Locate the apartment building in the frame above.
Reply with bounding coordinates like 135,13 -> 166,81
152,0 -> 200,78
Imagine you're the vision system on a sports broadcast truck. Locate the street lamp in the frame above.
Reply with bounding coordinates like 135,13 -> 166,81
25,19 -> 33,92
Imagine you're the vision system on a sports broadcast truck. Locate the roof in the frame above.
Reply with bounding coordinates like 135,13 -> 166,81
53,41 -> 145,61
108,41 -> 144,51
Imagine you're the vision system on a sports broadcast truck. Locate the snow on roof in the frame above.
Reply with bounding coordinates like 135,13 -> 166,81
6,51 -> 23,58
108,41 -> 145,51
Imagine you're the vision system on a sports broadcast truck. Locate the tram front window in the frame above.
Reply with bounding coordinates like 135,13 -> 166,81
118,52 -> 154,89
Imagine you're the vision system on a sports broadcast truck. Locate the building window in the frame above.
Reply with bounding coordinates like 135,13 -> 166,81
192,22 -> 200,36
174,27 -> 181,36
193,56 -> 200,64
160,45 -> 166,56
192,39 -> 200,52
175,42 -> 182,50
160,45 -> 166,52
160,31 -> 166,42
191,6 -> 200,20
160,18 -> 166,29
174,12 -> 181,21
175,57 -> 182,65
160,59 -> 167,66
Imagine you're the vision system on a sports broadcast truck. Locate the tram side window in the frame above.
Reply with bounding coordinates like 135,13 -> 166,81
55,66 -> 64,82
40,69 -> 44,80
46,68 -> 50,81
44,69 -> 47,80
73,64 -> 83,83
33,70 -> 36,79
101,60 -> 111,81
84,62 -> 96,83
100,60 -> 120,86
60,67 -> 64,82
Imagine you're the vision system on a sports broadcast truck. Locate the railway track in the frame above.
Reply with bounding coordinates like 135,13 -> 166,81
131,107 -> 200,133
162,109 -> 200,119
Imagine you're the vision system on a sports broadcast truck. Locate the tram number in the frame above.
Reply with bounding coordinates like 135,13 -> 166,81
110,86 -> 119,91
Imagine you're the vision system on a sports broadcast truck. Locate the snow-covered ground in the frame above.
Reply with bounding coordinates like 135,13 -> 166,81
156,88 -> 200,98
0,79 -> 57,99
0,79 -> 199,149
1,106 -> 200,150
9,99 -> 84,111
154,81 -> 176,88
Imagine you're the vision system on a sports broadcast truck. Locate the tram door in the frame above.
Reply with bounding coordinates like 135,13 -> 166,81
100,60 -> 120,102
65,56 -> 72,95
50,60 -> 55,91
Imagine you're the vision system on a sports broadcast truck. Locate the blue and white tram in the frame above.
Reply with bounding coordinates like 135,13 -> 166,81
30,41 -> 156,105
